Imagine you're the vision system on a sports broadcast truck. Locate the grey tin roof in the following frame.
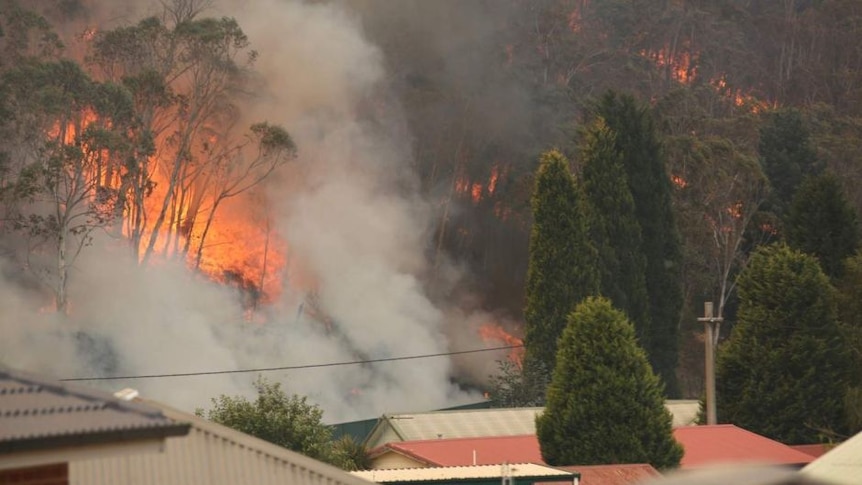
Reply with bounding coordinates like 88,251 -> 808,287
364,401 -> 699,449
71,398 -> 377,485
0,366 -> 189,453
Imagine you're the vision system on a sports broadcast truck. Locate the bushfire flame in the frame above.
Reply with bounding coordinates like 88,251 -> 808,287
455,164 -> 505,205
478,322 -> 524,367
50,111 -> 290,308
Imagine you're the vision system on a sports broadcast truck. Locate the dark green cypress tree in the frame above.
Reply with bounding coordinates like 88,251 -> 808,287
595,91 -> 683,396
786,173 -> 860,279
758,108 -> 823,222
524,149 -> 599,376
581,118 -> 651,348
716,244 -> 853,444
536,296 -> 682,469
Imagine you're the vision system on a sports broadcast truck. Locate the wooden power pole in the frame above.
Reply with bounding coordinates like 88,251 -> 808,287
697,301 -> 723,425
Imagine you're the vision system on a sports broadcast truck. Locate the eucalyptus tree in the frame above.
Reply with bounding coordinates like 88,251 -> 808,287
0,59 -> 138,313
89,0 -> 292,269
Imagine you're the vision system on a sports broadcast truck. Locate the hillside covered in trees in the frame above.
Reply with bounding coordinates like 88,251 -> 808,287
1,0 -> 862,418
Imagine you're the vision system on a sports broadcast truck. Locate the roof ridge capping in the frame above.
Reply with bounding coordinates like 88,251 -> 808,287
0,365 -> 167,418
351,462 -> 577,483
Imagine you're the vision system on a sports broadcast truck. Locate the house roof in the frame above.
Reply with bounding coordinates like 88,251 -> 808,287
372,425 -> 813,477
365,408 -> 543,448
790,444 -> 832,458
673,425 -> 815,469
638,464 -> 827,485
557,464 -> 661,485
352,463 -> 575,483
364,401 -> 698,448
70,397 -> 376,485
800,430 -> 862,485
0,366 -> 189,454
369,436 -> 660,485
371,434 -> 543,467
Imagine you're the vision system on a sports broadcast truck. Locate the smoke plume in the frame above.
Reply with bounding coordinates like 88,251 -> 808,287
0,0 -> 516,422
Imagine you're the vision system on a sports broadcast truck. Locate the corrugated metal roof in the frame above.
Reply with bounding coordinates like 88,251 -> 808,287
365,402 -> 699,449
70,398 -> 375,485
371,435 -> 543,468
639,464 -> 826,485
0,366 -> 189,453
365,408 -> 542,448
352,463 -> 575,482
673,425 -> 815,469
558,464 -> 661,485
800,430 -> 862,485
372,438 -> 660,485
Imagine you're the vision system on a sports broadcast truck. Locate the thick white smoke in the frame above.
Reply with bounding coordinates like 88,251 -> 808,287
0,0 -> 512,422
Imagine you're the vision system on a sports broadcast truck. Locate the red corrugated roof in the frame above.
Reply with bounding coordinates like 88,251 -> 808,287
558,464 -> 661,485
790,443 -> 832,458
673,425 -> 815,469
371,424 -> 814,478
371,436 -> 660,485
371,434 -> 543,467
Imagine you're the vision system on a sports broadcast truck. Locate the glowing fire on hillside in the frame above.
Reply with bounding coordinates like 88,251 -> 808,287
455,164 -> 505,205
49,110 -> 291,306
478,322 -> 524,367
641,47 -> 697,84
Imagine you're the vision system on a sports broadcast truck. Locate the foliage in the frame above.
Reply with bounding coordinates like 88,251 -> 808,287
758,108 -> 823,224
594,91 -> 683,396
581,117 -> 651,348
716,244 -> 853,444
786,173 -> 860,279
523,149 -> 599,376
89,5 -> 269,265
835,252 -> 862,434
0,0 -> 63,69
535,296 -> 682,469
197,377 -> 338,464
0,58 -> 140,313
330,435 -> 372,471
665,132 -> 768,336
488,359 -> 550,408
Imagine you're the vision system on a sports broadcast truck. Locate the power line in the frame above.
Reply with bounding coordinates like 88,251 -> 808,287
59,344 -> 524,382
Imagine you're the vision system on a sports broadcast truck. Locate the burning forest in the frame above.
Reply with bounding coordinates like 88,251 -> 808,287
0,0 -> 522,421
3,0 -> 862,420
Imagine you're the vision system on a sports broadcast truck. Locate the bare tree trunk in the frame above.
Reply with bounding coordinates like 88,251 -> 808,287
194,196 -> 222,270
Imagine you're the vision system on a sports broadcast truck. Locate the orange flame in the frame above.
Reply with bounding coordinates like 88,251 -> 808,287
711,76 -> 772,113
672,174 -> 688,189
455,165 -> 505,205
47,107 -> 290,308
488,165 -> 500,195
470,183 -> 483,203
641,47 -> 697,84
479,322 -> 524,367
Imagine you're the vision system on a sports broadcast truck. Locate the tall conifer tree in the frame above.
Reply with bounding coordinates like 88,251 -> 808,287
581,118 -> 651,348
786,173 -> 860,279
524,150 -> 599,375
536,297 -> 682,469
758,108 -> 823,221
716,244 -> 852,444
595,91 -> 683,395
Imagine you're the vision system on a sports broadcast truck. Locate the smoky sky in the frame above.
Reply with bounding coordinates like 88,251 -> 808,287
0,0 -> 530,422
